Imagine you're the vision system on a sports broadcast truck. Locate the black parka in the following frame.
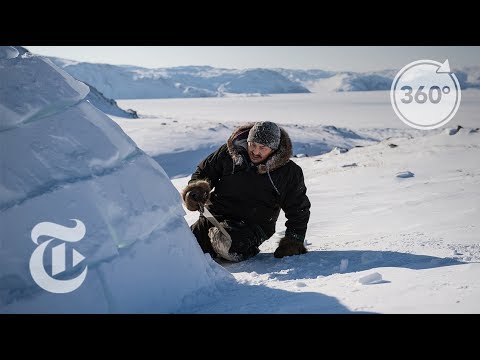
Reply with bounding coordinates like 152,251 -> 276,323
189,123 -> 310,242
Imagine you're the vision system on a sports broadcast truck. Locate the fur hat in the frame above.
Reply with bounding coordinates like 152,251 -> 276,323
247,121 -> 281,150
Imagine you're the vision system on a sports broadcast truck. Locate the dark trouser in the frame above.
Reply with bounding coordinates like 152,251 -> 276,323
190,215 -> 217,258
190,215 -> 264,261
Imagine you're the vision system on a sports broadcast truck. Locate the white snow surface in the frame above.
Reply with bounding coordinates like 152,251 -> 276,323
171,128 -> 480,313
0,48 -> 226,313
110,91 -> 480,313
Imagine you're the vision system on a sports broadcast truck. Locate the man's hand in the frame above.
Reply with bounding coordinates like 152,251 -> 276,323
182,180 -> 211,211
185,190 -> 208,211
273,237 -> 307,258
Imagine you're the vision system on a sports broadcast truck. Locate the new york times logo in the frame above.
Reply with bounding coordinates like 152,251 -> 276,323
29,219 -> 87,294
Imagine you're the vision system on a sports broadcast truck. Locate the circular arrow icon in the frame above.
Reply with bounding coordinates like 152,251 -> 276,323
390,59 -> 461,130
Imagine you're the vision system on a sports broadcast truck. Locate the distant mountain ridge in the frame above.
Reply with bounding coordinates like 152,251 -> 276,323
49,58 -> 310,99
47,55 -> 480,100
278,67 -> 480,92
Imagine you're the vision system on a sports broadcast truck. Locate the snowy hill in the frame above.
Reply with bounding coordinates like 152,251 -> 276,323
279,67 -> 480,92
456,66 -> 480,89
278,67 -> 480,92
46,57 -> 310,99
336,71 -> 395,92
218,69 -> 308,94
0,47 -> 226,313
276,68 -> 336,83
330,68 -> 480,92
148,66 -> 308,94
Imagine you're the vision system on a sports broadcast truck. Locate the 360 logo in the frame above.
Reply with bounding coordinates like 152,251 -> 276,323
390,59 -> 461,130
29,219 -> 87,294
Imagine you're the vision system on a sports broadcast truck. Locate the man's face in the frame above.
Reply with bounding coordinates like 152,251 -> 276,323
247,141 -> 274,164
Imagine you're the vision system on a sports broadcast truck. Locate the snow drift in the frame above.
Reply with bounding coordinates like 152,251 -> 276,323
0,46 -> 225,313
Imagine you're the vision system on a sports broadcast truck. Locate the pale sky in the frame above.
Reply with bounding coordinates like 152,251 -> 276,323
25,46 -> 480,72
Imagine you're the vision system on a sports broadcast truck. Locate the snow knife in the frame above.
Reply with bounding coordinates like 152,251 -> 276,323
198,203 -> 232,241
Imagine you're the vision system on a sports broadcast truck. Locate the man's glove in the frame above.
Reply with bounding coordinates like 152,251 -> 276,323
181,180 -> 211,211
273,237 -> 307,258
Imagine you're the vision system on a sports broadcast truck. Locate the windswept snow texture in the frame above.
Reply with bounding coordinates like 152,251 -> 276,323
0,48 -> 226,313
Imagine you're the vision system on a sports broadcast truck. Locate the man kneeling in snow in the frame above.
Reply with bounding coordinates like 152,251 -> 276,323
182,121 -> 311,262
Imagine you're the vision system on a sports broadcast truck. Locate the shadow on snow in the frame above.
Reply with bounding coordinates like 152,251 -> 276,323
184,248 -> 465,314
223,250 -> 466,281
182,280 -> 373,314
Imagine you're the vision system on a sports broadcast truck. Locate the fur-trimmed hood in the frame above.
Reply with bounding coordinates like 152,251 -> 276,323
226,123 -> 293,174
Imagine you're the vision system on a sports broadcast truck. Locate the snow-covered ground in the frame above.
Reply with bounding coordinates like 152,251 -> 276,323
172,129 -> 480,313
112,91 -> 480,313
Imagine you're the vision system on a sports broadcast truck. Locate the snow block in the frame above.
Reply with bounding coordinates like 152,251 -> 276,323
358,272 -> 383,285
